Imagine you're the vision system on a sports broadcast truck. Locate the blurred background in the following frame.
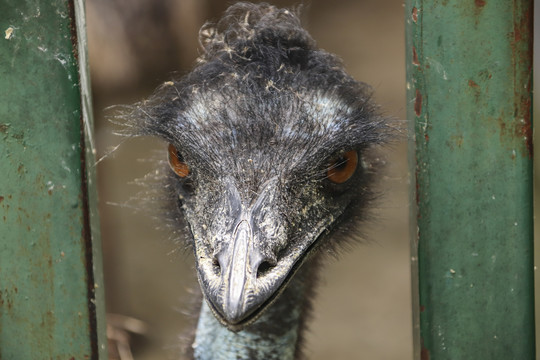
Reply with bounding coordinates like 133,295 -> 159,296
88,0 -> 415,358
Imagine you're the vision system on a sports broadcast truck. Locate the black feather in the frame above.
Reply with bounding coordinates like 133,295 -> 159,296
115,2 -> 390,359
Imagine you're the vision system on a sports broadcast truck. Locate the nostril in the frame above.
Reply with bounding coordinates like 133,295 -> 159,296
212,258 -> 221,276
256,261 -> 275,278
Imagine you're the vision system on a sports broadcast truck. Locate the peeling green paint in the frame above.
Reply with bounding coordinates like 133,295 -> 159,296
0,0 -> 106,358
407,0 -> 535,359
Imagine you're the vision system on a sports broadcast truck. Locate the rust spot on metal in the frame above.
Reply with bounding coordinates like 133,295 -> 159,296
517,98 -> 533,158
498,116 -> 507,136
468,79 -> 481,103
412,46 -> 419,66
475,0 -> 486,8
421,345 -> 430,360
414,90 -> 422,116
0,196 -> 4,203
1,288 -> 15,310
514,28 -> 522,42
508,1 -> 533,158
512,4 -> 530,44
412,7 -> 418,23
0,123 -> 9,133
67,0 -> 79,61
12,131 -> 24,141
420,305 -> 425,312
472,0 -> 487,21
424,134 -> 429,142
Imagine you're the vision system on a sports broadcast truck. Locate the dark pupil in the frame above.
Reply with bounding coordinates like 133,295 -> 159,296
335,156 -> 348,170
176,151 -> 184,163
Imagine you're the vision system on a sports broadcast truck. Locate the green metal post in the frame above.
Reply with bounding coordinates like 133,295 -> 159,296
406,1 -> 534,359
0,0 -> 107,358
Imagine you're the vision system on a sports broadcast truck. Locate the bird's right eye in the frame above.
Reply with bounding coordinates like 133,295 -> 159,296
168,144 -> 190,178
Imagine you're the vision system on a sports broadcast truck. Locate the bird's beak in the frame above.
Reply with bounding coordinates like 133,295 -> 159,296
217,218 -> 261,323
193,178 -> 305,331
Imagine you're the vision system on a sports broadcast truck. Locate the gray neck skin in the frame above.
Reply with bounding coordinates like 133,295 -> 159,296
191,264 -> 314,360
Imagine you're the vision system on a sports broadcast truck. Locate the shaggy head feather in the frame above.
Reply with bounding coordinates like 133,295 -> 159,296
118,2 -> 388,333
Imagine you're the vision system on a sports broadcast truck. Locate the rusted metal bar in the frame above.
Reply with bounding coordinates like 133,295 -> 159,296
0,0 -> 107,357
406,0 -> 534,359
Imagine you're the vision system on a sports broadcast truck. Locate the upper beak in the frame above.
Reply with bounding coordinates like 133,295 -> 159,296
193,178 -> 298,330
217,218 -> 263,323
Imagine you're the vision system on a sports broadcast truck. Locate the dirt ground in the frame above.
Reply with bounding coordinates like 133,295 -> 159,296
89,1 -> 418,358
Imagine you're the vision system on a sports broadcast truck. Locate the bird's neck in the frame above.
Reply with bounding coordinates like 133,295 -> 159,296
191,264 -> 315,360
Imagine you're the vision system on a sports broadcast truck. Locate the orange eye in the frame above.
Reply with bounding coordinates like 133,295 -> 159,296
168,144 -> 190,178
327,150 -> 358,184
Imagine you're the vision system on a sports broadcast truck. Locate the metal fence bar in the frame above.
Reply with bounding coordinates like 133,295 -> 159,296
0,0 -> 107,358
406,0 -> 535,359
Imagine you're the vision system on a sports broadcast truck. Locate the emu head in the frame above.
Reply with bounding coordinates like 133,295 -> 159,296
123,3 -> 387,331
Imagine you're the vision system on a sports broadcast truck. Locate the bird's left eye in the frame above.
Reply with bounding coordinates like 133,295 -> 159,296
168,144 -> 190,178
327,150 -> 358,184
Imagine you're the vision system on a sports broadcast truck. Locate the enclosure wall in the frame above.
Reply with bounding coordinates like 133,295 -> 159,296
0,0 -> 107,358
406,1 -> 535,359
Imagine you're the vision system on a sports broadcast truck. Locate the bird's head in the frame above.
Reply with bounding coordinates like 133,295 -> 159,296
122,3 -> 387,331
